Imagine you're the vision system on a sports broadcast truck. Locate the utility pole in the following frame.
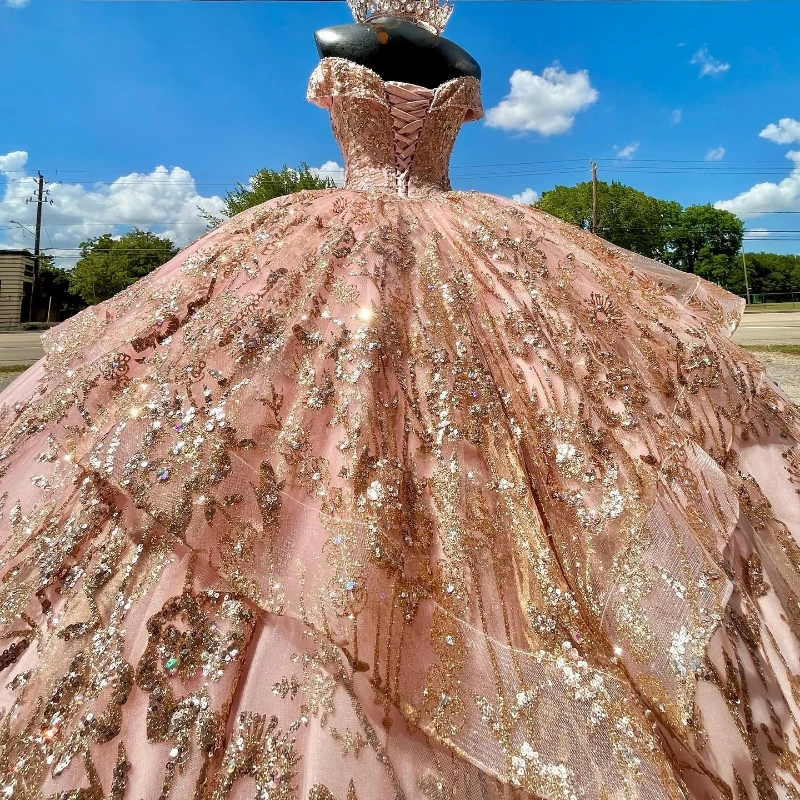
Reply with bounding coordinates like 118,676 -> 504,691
591,161 -> 598,235
741,247 -> 751,306
26,172 -> 48,323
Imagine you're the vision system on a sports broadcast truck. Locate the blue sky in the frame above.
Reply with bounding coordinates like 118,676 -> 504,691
2,0 -> 800,262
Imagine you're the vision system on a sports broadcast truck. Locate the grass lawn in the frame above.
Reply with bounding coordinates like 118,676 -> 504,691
741,344 -> 800,356
0,365 -> 32,374
0,365 -> 30,390
744,302 -> 800,313
739,344 -> 800,356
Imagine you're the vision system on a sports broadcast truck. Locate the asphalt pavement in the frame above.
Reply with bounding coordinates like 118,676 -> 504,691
0,331 -> 46,366
733,312 -> 800,347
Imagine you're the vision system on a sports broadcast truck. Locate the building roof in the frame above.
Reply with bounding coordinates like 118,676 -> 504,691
0,249 -> 34,258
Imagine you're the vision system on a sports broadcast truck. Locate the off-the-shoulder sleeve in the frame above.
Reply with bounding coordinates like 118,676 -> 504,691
307,57 -> 388,110
430,76 -> 483,122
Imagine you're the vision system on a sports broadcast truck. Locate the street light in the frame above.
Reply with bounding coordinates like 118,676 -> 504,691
8,220 -> 35,239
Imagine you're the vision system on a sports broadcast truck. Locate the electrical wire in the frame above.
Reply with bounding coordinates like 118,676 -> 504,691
11,163 -> 800,181
5,159 -> 800,251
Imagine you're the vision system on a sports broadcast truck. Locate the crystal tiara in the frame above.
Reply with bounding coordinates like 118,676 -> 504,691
346,0 -> 454,35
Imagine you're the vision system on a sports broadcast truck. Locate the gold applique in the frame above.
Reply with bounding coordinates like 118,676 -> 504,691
210,713 -> 301,800
330,727 -> 367,758
308,780 -> 358,800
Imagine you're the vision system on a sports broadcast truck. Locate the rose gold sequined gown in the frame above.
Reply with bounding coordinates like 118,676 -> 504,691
0,56 -> 799,800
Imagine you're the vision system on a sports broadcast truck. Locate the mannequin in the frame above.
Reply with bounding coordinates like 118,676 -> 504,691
314,15 -> 480,89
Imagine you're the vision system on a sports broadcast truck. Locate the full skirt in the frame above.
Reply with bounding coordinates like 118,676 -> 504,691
0,189 -> 798,800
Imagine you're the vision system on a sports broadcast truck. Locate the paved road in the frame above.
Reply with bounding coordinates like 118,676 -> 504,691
734,312 -> 800,346
0,312 -> 797,366
0,331 -> 46,366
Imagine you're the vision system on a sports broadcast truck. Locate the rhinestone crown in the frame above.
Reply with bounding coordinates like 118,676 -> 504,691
346,0 -> 454,35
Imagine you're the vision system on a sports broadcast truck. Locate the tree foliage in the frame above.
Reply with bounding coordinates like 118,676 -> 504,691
200,163 -> 335,228
70,229 -> 178,305
535,181 -> 747,293
537,180 -> 681,261
743,252 -> 800,295
670,203 -> 744,273
37,256 -> 86,318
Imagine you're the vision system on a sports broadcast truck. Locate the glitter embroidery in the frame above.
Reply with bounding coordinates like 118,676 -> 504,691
0,56 -> 797,800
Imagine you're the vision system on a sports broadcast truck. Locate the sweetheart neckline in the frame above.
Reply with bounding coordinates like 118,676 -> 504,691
316,56 -> 479,106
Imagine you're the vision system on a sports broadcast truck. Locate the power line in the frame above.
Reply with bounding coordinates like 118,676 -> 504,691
9,208 -> 800,228
18,217 -> 800,229
43,247 -> 178,252
35,230 -> 800,252
4,170 -> 799,188
11,166 -> 799,179
24,157 -> 800,171
12,157 -> 800,176
43,223 -> 55,250
9,172 -> 796,185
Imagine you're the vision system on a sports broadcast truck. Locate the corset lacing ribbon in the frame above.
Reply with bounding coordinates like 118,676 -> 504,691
385,82 -> 435,198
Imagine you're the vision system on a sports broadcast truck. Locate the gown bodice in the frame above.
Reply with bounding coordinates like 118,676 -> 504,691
308,57 -> 483,197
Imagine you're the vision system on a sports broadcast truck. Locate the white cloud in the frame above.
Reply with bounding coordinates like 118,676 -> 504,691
6,0 -> 29,7
485,65 -> 598,136
0,151 -> 28,179
0,150 -> 224,267
760,118 -> 800,145
705,146 -> 726,161
715,150 -> 800,216
512,188 -> 539,205
746,228 -> 770,239
690,46 -> 730,78
615,141 -> 639,160
310,160 -> 344,187
671,109 -> 682,124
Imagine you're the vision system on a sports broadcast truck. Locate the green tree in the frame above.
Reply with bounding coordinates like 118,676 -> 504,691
693,250 -> 747,295
37,256 -> 86,320
669,204 -> 744,275
536,180 -> 682,261
535,183 -> 752,292
70,229 -> 178,305
200,163 -> 336,228
744,252 -> 800,295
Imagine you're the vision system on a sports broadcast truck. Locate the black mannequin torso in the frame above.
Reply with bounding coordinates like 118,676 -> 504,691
314,16 -> 480,89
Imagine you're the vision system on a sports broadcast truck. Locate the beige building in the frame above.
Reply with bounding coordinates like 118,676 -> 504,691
0,249 -> 34,326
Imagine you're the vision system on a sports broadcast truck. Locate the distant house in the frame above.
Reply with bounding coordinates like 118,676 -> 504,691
0,249 -> 34,326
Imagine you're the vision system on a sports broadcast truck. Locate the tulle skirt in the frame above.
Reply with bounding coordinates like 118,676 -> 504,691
0,188 -> 798,799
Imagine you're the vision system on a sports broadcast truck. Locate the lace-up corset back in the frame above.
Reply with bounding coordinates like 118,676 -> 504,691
308,57 -> 483,197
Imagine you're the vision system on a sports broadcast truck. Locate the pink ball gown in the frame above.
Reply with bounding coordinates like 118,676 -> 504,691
0,54 -> 799,800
